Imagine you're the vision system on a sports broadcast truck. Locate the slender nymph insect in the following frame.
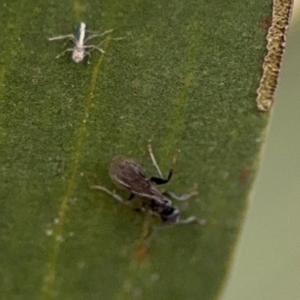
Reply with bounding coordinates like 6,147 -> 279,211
48,22 -> 114,63
91,141 -> 202,225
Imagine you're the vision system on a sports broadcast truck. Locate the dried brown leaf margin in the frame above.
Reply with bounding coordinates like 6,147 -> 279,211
256,0 -> 293,112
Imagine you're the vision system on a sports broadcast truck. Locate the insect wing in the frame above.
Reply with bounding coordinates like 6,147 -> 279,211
109,157 -> 151,193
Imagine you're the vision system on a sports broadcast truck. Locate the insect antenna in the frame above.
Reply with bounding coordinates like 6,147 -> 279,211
148,140 -> 180,185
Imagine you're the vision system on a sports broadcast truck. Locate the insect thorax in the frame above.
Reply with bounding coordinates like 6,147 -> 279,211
149,200 -> 180,223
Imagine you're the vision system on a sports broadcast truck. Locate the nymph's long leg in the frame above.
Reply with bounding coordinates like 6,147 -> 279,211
84,29 -> 114,42
84,45 -> 105,53
48,34 -> 75,41
55,48 -> 74,59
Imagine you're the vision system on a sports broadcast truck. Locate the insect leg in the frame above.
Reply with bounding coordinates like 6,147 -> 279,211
111,37 -> 127,41
179,216 -> 206,225
82,51 -> 92,64
54,48 -> 74,59
84,45 -> 105,53
178,216 -> 198,224
48,34 -> 76,42
62,37 -> 76,48
164,190 -> 198,201
84,29 -> 114,42
90,185 -> 129,205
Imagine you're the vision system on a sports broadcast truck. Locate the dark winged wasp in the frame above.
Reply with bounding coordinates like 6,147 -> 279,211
91,141 -> 203,225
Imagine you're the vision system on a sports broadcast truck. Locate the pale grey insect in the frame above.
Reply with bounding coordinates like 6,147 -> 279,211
48,22 -> 114,63
91,141 -> 203,225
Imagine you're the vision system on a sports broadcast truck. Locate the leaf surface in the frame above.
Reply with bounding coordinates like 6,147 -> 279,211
0,1 -> 276,299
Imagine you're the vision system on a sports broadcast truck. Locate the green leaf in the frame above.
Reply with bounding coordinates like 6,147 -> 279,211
0,1 -> 288,299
